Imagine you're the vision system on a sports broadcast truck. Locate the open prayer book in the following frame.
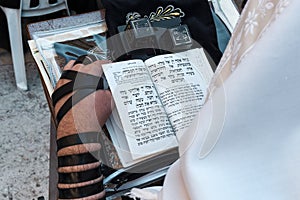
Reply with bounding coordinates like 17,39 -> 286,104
103,48 -> 214,167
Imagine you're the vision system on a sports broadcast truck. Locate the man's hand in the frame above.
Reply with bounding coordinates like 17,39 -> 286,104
54,60 -> 114,140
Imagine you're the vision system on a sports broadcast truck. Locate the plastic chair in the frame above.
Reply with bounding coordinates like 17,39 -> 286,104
22,0 -> 70,17
0,0 -> 70,90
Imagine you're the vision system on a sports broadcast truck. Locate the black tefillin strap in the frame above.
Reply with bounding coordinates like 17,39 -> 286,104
58,151 -> 99,167
56,132 -> 101,152
58,180 -> 104,199
59,167 -> 102,184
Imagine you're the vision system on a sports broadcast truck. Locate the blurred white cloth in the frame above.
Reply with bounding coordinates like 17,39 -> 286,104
131,0 -> 300,199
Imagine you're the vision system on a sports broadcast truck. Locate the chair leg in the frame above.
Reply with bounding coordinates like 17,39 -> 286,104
1,7 -> 28,90
64,0 -> 71,16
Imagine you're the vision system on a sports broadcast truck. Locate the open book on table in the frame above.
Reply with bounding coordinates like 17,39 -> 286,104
103,48 -> 214,167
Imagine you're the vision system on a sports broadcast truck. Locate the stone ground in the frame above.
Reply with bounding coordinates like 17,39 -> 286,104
0,48 -> 50,200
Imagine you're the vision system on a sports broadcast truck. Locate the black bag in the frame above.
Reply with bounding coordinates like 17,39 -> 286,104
102,0 -> 223,64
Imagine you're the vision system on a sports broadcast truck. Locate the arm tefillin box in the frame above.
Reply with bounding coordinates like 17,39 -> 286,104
117,16 -> 193,60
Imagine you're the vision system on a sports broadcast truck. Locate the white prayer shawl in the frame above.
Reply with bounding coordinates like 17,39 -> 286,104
130,0 -> 300,199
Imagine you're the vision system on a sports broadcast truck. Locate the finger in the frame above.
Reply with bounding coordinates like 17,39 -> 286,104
57,60 -> 107,90
63,60 -> 76,71
72,60 -> 111,77
55,60 -> 77,89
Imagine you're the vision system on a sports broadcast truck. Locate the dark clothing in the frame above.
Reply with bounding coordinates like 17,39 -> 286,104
0,0 -> 20,9
0,10 -> 10,50
67,0 -> 99,14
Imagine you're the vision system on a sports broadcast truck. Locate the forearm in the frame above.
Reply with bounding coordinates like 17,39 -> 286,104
57,97 -> 104,199
53,60 -> 112,200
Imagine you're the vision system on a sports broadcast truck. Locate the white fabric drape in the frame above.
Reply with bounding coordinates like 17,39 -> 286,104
131,0 -> 300,199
